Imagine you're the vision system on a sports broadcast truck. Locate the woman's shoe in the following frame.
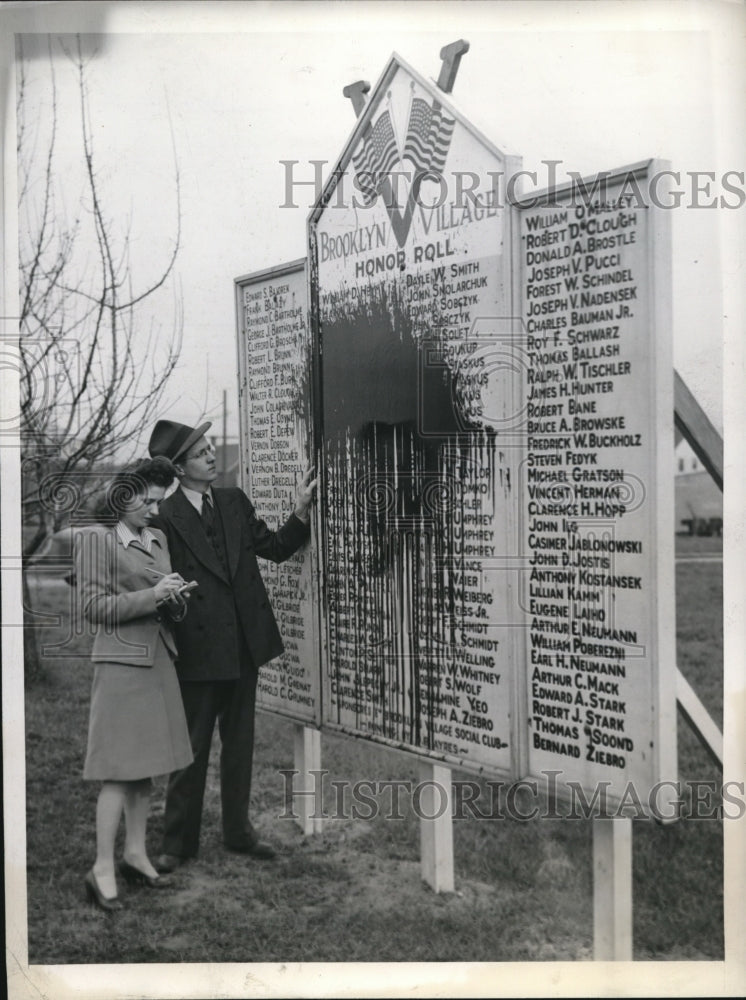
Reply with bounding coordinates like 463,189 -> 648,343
84,870 -> 122,912
118,858 -> 173,889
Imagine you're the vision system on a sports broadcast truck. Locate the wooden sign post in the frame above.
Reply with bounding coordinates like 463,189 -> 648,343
293,724 -> 323,836
593,817 -> 633,960
419,762 -> 454,893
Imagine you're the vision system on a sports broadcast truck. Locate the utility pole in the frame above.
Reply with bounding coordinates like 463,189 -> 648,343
222,389 -> 228,482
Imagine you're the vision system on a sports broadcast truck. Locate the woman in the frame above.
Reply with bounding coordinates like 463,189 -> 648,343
75,456 -> 194,911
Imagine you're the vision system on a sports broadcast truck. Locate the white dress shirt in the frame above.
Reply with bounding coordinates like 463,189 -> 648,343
179,484 -> 214,513
115,521 -> 160,553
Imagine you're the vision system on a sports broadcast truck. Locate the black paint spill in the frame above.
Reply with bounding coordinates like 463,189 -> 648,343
319,276 -> 509,751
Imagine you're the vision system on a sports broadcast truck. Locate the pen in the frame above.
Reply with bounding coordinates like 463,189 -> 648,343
149,568 -> 198,594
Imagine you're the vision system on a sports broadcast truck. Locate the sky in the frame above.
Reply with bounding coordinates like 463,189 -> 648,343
9,0 -> 744,452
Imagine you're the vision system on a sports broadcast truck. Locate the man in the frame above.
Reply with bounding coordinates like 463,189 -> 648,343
148,419 -> 316,870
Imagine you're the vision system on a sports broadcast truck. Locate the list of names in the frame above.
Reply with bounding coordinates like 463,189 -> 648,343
239,265 -> 318,723
521,176 -> 661,794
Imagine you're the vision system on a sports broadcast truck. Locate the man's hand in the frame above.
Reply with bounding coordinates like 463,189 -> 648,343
293,465 -> 317,523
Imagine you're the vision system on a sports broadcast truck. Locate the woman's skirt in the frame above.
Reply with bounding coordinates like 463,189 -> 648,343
83,633 -> 193,781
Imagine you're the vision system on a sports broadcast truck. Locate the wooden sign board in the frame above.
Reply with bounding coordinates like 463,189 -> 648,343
235,260 -> 320,725
238,58 -> 677,813
516,162 -> 677,807
309,53 -> 524,775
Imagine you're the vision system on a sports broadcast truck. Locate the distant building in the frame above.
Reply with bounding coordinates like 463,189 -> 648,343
674,439 -> 722,535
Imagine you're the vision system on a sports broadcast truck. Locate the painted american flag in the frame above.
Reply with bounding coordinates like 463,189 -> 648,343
351,110 -> 400,206
402,97 -> 455,174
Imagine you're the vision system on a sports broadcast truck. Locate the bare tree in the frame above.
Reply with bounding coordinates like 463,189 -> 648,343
18,35 -> 183,559
17,36 -> 183,684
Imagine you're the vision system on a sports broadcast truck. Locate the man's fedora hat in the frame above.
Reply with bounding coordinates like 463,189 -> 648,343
149,420 -> 213,463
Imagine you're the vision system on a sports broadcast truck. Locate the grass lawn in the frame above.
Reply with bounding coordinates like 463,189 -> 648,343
23,543 -> 723,964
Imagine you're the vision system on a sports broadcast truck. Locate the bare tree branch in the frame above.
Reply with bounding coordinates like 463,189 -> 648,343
19,33 -> 183,560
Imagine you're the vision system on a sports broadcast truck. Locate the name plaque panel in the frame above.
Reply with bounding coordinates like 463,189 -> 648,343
517,162 -> 676,805
309,54 -> 524,774
235,260 -> 320,725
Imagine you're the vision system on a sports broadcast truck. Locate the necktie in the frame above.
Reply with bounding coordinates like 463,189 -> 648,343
201,492 -> 215,534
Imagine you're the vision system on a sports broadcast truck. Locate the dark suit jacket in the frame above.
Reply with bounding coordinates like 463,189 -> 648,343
152,487 -> 309,682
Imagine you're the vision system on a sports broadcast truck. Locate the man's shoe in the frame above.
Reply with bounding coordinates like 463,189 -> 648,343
225,839 -> 277,860
154,853 -> 188,874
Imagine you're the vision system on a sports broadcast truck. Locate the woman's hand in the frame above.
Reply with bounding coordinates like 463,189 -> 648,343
153,573 -> 186,604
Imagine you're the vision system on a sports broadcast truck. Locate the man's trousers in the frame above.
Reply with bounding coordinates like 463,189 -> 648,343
161,667 -> 259,858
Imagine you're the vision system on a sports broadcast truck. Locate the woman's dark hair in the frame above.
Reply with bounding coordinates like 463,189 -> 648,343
94,456 -> 176,524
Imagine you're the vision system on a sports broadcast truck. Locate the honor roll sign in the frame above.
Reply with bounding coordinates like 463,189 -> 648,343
235,260 -> 320,726
293,51 -> 675,812
309,54 -> 525,775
